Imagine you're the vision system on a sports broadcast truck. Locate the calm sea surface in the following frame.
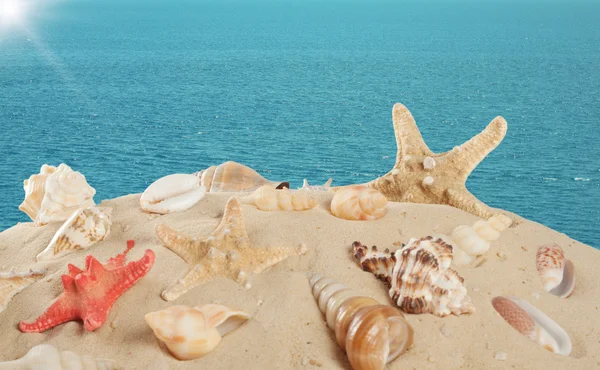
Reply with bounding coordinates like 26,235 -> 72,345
1,1 -> 599,249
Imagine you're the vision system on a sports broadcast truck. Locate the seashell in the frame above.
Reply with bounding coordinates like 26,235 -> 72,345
492,296 -> 572,356
0,344 -> 117,369
448,214 -> 512,265
145,304 -> 249,361
308,273 -> 414,370
36,207 -> 112,261
20,164 -> 96,226
140,174 -> 206,214
195,161 -> 289,193
0,269 -> 46,314
536,244 -> 575,298
330,185 -> 387,221
240,185 -> 318,211
353,237 -> 475,317
300,178 -> 333,191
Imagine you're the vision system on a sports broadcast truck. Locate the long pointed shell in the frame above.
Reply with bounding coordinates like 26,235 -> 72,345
308,273 -> 414,370
0,269 -> 46,314
36,207 -> 112,261
19,164 -> 58,221
492,296 -> 572,356
536,244 -> 575,298
145,304 -> 249,361
240,185 -> 317,211
0,344 -> 117,369
330,185 -> 387,221
198,161 -> 289,192
140,174 -> 206,214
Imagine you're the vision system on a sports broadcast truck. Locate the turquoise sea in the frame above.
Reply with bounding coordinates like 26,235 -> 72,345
0,0 -> 599,249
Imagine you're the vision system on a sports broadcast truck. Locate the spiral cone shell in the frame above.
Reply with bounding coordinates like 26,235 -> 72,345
330,185 -> 387,221
140,174 -> 206,214
197,161 -> 289,192
145,304 -> 249,361
240,185 -> 317,211
0,344 -> 117,369
307,273 -> 414,370
536,244 -> 575,298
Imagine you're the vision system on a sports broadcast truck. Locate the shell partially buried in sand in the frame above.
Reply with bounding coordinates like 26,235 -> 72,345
195,161 -> 289,192
140,174 -> 206,214
145,304 -> 250,361
0,269 -> 46,314
536,244 -> 576,298
330,185 -> 387,221
0,344 -> 117,369
37,206 -> 112,261
492,296 -> 572,356
240,185 -> 318,211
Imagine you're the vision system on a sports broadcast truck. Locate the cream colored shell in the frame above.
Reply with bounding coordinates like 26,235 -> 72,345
300,178 -> 333,191
0,344 -> 117,369
36,207 -> 112,261
145,304 -> 249,361
448,214 -> 512,265
140,174 -> 206,214
19,164 -> 58,221
330,185 -> 387,221
195,161 -> 289,193
240,185 -> 317,211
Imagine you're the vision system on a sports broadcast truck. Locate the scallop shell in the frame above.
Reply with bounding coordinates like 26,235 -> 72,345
353,237 -> 475,317
140,174 -> 206,214
0,269 -> 46,314
0,344 -> 117,369
145,304 -> 249,361
300,178 -> 333,191
492,296 -> 572,356
330,185 -> 387,221
240,185 -> 317,211
36,207 -> 113,261
195,161 -> 289,193
21,164 -> 97,226
448,214 -> 512,265
308,273 -> 414,370
536,244 -> 575,298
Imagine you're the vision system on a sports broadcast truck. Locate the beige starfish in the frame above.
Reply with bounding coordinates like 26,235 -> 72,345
155,197 -> 308,301
0,269 -> 45,314
333,103 -> 508,219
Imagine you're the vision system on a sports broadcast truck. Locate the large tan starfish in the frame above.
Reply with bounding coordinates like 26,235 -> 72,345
155,197 -> 307,301
334,103 -> 508,219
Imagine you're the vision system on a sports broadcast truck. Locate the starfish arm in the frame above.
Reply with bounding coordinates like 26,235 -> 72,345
245,244 -> 307,274
161,268 -> 213,302
445,187 -> 495,219
107,250 -> 156,298
18,295 -> 80,333
212,197 -> 249,237
392,103 -> 434,159
446,116 -> 507,179
155,224 -> 209,264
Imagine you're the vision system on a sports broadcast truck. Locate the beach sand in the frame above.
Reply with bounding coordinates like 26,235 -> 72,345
0,191 -> 598,369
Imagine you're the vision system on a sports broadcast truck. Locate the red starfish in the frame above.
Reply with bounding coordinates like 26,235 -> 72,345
19,240 -> 155,333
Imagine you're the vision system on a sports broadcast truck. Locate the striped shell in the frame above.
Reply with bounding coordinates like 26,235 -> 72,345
240,185 -> 317,211
0,344 -> 117,369
330,185 -> 387,221
0,269 -> 46,314
536,244 -> 575,298
195,161 -> 289,193
353,237 -> 475,317
140,174 -> 206,214
308,273 -> 414,370
36,207 -> 112,261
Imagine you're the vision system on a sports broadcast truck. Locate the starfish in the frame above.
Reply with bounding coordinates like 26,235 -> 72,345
155,197 -> 308,301
0,269 -> 46,314
333,103 -> 508,219
19,240 -> 155,333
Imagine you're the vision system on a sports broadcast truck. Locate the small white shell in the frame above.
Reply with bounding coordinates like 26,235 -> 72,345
140,174 -> 206,214
300,178 -> 333,191
451,225 -> 490,256
331,185 -> 387,221
536,244 -> 575,298
0,344 -> 117,369
36,207 -> 112,261
240,185 -> 317,211
448,214 -> 512,265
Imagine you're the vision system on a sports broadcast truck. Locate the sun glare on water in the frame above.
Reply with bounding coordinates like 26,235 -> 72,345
1,0 -> 28,28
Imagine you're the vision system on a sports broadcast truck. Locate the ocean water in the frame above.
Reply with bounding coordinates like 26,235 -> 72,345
0,0 -> 598,249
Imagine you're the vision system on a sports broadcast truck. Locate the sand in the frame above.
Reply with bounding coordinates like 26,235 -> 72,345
0,191 -> 599,369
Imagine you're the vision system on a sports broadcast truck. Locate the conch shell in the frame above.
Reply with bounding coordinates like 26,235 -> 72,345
330,185 -> 387,221
445,214 -> 512,265
0,344 -> 117,369
240,185 -> 317,211
140,174 -> 206,214
36,207 -> 112,261
300,178 -> 333,191
20,164 -> 96,226
145,304 -> 250,361
536,244 -> 575,298
492,296 -> 572,356
308,273 -> 414,370
195,161 -> 289,192
0,269 -> 46,314
353,237 -> 475,317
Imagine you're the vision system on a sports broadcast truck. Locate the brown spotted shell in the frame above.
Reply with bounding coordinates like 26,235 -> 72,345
536,244 -> 575,298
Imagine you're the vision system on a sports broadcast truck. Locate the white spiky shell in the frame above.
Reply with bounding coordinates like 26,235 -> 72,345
300,178 -> 333,191
140,174 -> 206,214
0,344 -> 117,369
0,269 -> 46,314
240,185 -> 317,211
448,214 -> 512,265
330,185 -> 387,221
36,207 -> 113,261
535,244 -> 575,298
195,161 -> 289,193
145,304 -> 249,361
